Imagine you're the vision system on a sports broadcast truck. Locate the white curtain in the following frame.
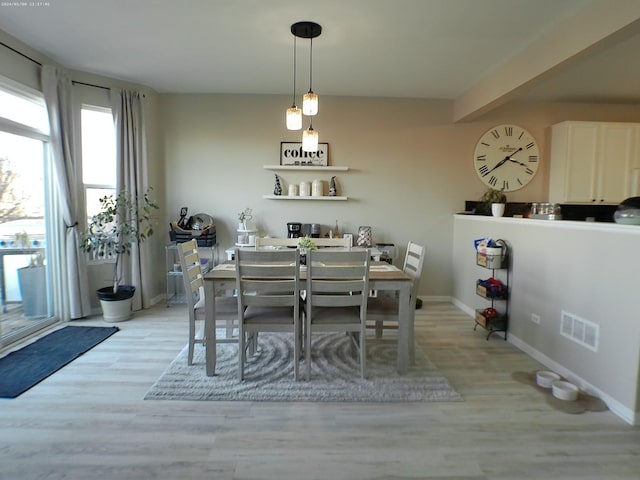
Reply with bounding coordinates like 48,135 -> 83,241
111,88 -> 151,310
41,65 -> 92,319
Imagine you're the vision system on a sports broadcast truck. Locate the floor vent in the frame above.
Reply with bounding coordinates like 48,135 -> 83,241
560,311 -> 599,352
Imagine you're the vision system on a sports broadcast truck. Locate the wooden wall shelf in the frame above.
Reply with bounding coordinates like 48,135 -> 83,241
262,195 -> 348,201
263,165 -> 349,172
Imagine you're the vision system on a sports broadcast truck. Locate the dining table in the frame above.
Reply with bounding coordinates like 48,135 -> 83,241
203,255 -> 415,377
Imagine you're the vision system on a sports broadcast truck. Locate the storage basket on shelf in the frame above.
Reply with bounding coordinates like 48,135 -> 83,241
169,224 -> 216,247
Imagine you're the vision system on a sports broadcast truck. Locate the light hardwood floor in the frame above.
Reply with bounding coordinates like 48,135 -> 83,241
1,302 -> 638,480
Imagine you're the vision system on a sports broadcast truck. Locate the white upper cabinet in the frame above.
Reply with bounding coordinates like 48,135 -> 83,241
549,121 -> 637,204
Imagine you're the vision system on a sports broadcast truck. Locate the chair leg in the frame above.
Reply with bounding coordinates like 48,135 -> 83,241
293,322 -> 300,381
375,320 -> 383,339
305,321 -> 312,381
226,318 -> 233,340
360,327 -> 366,379
188,318 -> 196,366
238,328 -> 245,381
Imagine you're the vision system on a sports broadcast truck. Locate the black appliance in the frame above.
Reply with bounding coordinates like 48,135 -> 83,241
287,222 -> 302,238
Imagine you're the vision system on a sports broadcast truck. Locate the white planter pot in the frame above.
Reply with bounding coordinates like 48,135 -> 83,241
18,266 -> 48,318
491,203 -> 506,217
97,286 -> 135,323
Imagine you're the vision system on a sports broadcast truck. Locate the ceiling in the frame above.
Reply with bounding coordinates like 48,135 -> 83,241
1,0 -> 639,117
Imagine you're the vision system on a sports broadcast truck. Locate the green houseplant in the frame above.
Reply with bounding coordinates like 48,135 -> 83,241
297,236 -> 317,265
480,188 -> 507,217
81,188 -> 158,322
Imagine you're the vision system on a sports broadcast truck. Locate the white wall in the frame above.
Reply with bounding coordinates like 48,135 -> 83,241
159,93 -> 640,299
453,215 -> 640,424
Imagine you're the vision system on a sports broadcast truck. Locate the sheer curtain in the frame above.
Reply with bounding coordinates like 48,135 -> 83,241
111,88 -> 152,310
41,65 -> 92,320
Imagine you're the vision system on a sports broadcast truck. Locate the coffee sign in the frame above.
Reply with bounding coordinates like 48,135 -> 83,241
280,142 -> 329,166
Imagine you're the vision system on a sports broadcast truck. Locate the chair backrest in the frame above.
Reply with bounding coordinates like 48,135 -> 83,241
402,241 -> 425,298
176,239 -> 204,309
306,249 -> 370,310
254,236 -> 352,249
234,248 -> 300,310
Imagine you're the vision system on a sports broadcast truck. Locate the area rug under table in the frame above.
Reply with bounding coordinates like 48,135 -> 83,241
145,333 -> 462,402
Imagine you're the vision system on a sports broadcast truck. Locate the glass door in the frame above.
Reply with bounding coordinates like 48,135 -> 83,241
0,131 -> 55,345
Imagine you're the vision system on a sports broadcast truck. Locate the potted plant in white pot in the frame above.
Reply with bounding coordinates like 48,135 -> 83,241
81,188 -> 158,322
480,188 -> 507,217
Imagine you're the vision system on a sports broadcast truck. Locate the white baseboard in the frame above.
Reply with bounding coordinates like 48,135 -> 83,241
419,295 -> 452,303
451,297 -> 637,426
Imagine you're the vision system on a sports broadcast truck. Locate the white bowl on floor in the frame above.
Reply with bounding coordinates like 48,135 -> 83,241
552,380 -> 579,401
536,370 -> 561,388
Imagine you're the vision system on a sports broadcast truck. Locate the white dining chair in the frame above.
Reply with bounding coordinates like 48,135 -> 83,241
304,249 -> 370,380
234,248 -> 302,381
177,239 -> 238,365
367,241 -> 425,338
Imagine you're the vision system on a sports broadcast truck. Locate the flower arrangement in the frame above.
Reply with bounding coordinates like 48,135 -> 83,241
238,208 -> 253,223
297,236 -> 318,251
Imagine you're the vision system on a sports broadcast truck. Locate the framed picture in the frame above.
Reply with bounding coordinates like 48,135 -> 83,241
280,142 -> 329,166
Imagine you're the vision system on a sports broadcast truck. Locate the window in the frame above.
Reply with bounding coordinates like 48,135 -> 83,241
81,107 -> 116,218
0,81 -> 49,134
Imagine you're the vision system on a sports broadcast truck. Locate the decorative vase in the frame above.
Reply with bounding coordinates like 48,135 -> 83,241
298,247 -> 308,266
357,226 -> 372,247
329,176 -> 337,196
273,174 -> 283,195
491,203 -> 506,217
312,179 -> 323,196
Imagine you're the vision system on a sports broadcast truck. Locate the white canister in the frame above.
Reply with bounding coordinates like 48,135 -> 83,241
312,179 -> 324,196
288,184 -> 298,196
299,181 -> 311,196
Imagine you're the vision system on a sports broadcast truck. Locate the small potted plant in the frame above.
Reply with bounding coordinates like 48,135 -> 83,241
480,188 -> 507,217
238,207 -> 253,230
297,236 -> 317,265
81,188 -> 158,322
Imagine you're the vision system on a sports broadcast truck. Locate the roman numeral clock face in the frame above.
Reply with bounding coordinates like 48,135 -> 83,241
473,124 -> 539,192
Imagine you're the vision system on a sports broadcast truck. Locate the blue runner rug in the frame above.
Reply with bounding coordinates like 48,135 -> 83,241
0,326 -> 119,398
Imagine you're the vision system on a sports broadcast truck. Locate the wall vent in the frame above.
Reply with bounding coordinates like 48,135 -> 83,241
560,311 -> 599,352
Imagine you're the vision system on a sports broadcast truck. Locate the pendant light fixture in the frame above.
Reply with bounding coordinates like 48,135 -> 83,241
289,21 -> 322,152
302,123 -> 319,152
285,36 -> 302,130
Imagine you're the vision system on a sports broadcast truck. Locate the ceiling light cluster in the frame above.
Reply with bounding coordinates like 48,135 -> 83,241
286,21 -> 322,152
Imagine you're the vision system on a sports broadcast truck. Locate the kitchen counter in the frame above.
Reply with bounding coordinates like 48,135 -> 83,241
452,214 -> 640,425
454,213 -> 640,232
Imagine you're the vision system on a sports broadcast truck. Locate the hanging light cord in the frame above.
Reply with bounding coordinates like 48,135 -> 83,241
309,36 -> 313,92
291,36 -> 297,105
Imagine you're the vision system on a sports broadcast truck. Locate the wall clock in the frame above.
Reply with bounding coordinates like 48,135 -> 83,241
473,124 -> 540,192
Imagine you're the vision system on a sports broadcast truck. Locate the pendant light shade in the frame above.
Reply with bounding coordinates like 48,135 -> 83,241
302,124 -> 319,152
288,21 -> 322,144
286,106 -> 302,130
302,91 -> 318,116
